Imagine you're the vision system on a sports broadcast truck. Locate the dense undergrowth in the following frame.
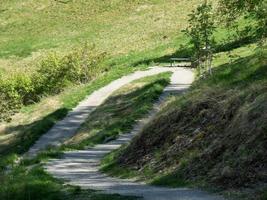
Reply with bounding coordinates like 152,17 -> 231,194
102,46 -> 267,199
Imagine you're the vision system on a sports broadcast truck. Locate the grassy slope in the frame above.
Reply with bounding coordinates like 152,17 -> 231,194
102,45 -> 267,199
0,64 -> 147,166
0,164 -> 139,200
0,0 -> 264,199
64,72 -> 171,149
0,72 -> 170,200
0,0 -> 201,164
0,0 -> 200,73
0,0 -> 249,159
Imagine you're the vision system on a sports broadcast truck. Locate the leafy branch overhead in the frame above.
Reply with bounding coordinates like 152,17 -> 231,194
183,0 -> 266,75
218,0 -> 267,41
183,1 -> 216,75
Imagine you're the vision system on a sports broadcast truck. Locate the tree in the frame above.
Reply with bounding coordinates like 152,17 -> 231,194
218,0 -> 267,43
184,1 -> 216,75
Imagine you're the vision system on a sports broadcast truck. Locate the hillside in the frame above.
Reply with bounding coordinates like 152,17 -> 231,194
0,0 -> 203,157
0,0 -> 266,200
102,45 -> 267,199
0,0 -> 200,74
0,0 -> 202,156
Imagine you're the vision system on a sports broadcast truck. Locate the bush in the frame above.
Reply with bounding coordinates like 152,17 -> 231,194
0,45 -> 107,122
0,73 -> 38,121
0,93 -> 18,122
3,73 -> 38,104
34,45 -> 106,96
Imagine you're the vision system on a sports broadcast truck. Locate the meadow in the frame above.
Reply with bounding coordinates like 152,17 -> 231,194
0,0 -> 201,74
0,0 -> 265,199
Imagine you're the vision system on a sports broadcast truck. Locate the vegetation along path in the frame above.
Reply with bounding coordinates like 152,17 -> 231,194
44,67 -> 224,200
26,67 -> 176,157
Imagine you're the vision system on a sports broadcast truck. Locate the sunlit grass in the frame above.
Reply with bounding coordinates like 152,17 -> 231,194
0,0 -> 201,73
0,64 -> 146,157
64,72 -> 171,149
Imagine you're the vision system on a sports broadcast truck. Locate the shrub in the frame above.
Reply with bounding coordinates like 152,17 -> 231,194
0,73 -> 38,121
0,45 -> 107,122
0,92 -> 18,122
34,45 -> 107,96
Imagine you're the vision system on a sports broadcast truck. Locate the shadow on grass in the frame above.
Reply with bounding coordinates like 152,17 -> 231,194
0,165 -> 140,200
66,76 -> 170,149
193,52 -> 267,88
151,172 -> 188,188
131,35 -> 258,68
1,108 -> 69,156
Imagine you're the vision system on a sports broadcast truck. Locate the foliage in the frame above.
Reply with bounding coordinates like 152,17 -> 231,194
34,45 -> 107,96
218,0 -> 267,42
183,2 -> 216,58
0,166 -> 63,200
0,46 -> 106,122
183,1 -> 216,74
0,73 -> 36,121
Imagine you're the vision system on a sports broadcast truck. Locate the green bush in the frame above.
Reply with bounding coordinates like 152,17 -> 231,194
34,46 -> 107,95
3,73 -> 38,104
0,45 -> 107,122
0,93 -> 18,122
34,53 -> 69,95
0,73 -> 36,121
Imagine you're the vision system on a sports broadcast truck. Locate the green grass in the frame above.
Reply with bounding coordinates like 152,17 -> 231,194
0,1 -> 265,199
0,0 -> 201,73
151,173 -> 188,187
0,64 -> 147,167
0,72 -> 171,200
100,45 -> 267,199
0,0 -> 258,160
0,165 -> 139,200
101,148 -> 140,179
206,44 -> 266,88
1,0 -> 251,75
0,0 -> 255,72
64,72 -> 171,149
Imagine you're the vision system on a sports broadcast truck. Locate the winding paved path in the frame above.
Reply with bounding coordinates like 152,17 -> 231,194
27,67 -> 180,157
43,67 -> 225,200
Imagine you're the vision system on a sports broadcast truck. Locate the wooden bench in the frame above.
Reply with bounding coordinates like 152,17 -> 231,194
170,58 -> 192,67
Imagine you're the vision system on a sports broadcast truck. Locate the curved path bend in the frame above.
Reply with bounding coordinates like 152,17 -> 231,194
44,67 -> 224,200
27,67 -> 181,157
